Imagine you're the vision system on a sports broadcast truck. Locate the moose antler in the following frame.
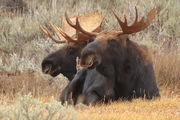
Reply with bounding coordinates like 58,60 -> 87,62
39,24 -> 66,43
40,11 -> 104,43
113,7 -> 160,34
49,22 -> 79,42
65,12 -> 98,38
40,21 -> 85,43
62,7 -> 159,40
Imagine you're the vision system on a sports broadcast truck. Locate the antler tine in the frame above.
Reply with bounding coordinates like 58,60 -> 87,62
76,17 -> 98,37
124,15 -> 127,25
56,26 -> 78,43
48,21 -> 76,43
134,7 -> 138,23
75,18 -> 80,39
39,24 -> 66,43
65,12 -> 76,28
39,25 -> 49,36
48,21 -> 68,42
114,7 -> 159,34
113,11 -> 127,31
65,12 -> 98,38
55,18 -> 89,42
131,7 -> 158,32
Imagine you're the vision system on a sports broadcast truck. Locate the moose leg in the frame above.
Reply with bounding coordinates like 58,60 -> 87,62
60,82 -> 80,105
84,91 -> 100,106
65,68 -> 88,105
83,82 -> 106,105
60,83 -> 70,104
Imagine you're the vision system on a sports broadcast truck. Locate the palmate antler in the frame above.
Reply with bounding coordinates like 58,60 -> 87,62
66,7 -> 160,38
40,11 -> 104,43
40,7 -> 159,44
65,13 -> 98,38
113,7 -> 161,34
39,23 -> 66,43
39,20 -> 90,43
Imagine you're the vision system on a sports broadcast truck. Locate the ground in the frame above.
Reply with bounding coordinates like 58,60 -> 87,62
0,72 -> 179,120
77,97 -> 180,120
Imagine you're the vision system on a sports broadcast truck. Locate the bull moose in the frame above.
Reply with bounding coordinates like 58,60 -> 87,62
66,7 -> 160,105
40,11 -> 104,80
40,11 -> 105,104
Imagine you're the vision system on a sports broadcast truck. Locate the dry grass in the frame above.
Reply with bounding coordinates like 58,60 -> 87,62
0,71 -> 68,101
154,50 -> 180,88
0,94 -> 76,120
0,95 -> 179,120
77,98 -> 180,120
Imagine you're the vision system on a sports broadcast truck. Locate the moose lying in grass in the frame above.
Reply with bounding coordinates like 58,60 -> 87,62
40,11 -> 106,104
65,7 -> 160,105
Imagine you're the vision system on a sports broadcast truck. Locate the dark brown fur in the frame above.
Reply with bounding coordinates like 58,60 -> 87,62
42,39 -> 113,105
42,41 -> 88,79
79,30 -> 160,100
61,7 -> 160,105
42,39 -> 107,104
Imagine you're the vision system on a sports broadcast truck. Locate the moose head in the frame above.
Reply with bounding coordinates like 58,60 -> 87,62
77,7 -> 160,68
40,11 -> 104,80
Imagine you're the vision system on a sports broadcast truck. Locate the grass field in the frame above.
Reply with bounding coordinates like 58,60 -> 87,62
0,0 -> 180,120
0,94 -> 179,120
77,98 -> 180,120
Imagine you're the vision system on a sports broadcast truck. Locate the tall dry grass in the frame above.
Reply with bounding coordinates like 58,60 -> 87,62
0,94 -> 179,120
0,71 -> 68,101
154,51 -> 180,86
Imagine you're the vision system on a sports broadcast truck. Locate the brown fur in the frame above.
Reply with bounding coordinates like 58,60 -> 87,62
80,29 -> 160,100
42,40 -> 91,80
62,7 -> 160,105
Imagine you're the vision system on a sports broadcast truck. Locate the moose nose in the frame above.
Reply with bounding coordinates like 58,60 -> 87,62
42,59 -> 54,74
